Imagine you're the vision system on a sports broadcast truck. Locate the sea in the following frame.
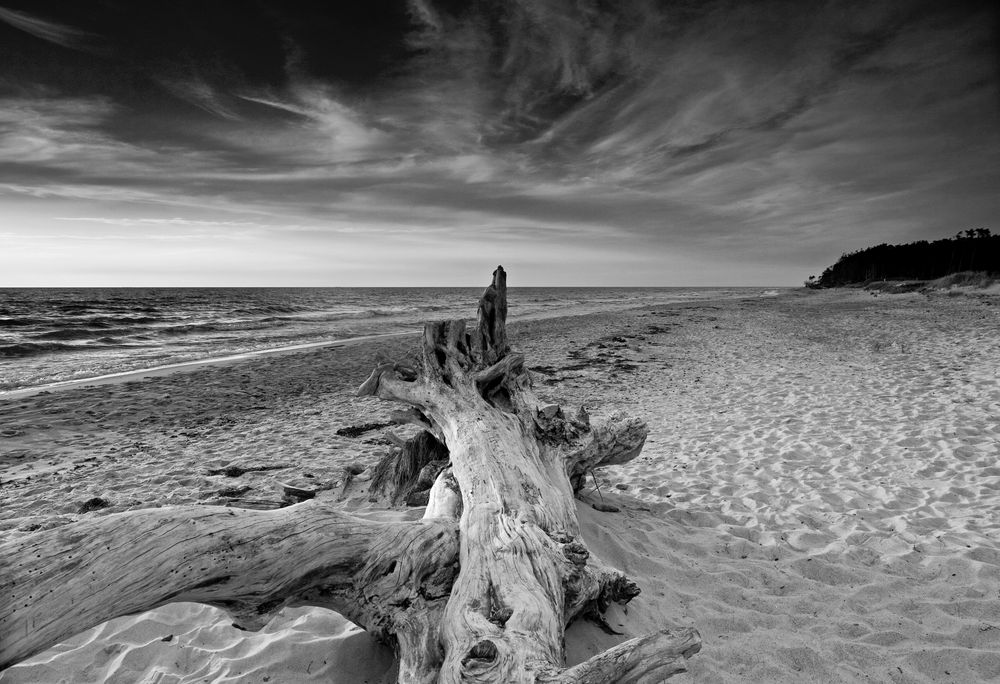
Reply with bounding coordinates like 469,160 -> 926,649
0,287 -> 779,394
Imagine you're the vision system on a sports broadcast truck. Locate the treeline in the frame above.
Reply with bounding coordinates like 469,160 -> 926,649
809,229 -> 999,287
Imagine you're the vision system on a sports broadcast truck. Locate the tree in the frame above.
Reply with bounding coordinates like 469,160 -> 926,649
0,266 -> 701,683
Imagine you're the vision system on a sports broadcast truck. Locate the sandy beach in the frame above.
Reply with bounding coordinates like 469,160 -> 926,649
2,288 -> 999,683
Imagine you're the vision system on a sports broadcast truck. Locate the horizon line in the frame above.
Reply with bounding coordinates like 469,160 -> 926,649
0,283 -> 798,289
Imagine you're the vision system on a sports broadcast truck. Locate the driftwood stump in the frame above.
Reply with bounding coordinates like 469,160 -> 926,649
0,266 -> 700,682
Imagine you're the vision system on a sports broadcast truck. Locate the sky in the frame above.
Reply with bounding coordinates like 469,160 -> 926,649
0,0 -> 997,286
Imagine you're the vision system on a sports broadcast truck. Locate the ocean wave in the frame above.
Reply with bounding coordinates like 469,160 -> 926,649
0,317 -> 46,328
262,306 -> 439,324
232,304 -> 309,315
55,302 -> 103,313
32,329 -> 100,341
9,314 -> 162,333
31,324 -> 152,341
152,319 -> 287,337
77,314 -> 162,327
0,341 -> 82,358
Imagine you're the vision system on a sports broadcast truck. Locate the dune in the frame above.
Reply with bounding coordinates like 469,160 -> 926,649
2,288 -> 999,682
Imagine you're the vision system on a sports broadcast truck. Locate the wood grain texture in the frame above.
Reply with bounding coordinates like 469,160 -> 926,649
0,502 -> 458,673
358,266 -> 701,682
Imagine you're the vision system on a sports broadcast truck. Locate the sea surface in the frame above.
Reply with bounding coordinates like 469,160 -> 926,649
0,287 -> 779,393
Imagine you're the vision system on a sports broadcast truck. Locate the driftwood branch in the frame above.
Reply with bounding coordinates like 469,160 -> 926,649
555,628 -> 702,683
0,503 -> 458,673
563,412 -> 649,494
474,352 -> 525,386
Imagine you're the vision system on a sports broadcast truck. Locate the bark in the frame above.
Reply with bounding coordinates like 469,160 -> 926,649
555,629 -> 702,684
369,429 -> 451,505
0,503 -> 458,680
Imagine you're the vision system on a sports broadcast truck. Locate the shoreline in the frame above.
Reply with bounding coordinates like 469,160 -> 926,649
0,330 -> 419,401
0,290 -> 786,401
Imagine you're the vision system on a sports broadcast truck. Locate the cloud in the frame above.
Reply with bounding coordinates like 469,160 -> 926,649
0,97 -> 122,164
160,78 -> 242,121
53,217 -> 273,228
237,84 -> 387,158
1,1 -> 998,285
0,5 -> 96,50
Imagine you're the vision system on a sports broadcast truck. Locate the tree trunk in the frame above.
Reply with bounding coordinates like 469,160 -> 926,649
0,266 -> 700,682
357,266 -> 700,682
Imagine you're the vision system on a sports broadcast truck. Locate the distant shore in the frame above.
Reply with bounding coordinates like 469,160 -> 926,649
2,288 -> 999,683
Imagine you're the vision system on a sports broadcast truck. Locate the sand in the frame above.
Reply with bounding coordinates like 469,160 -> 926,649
2,288 -> 999,682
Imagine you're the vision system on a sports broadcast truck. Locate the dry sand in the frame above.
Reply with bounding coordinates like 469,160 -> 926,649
1,288 -> 999,682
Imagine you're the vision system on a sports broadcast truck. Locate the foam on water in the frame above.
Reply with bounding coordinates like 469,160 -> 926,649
0,286 -> 770,393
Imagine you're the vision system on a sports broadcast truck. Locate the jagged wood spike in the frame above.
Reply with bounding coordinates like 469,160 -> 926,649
475,265 -> 509,366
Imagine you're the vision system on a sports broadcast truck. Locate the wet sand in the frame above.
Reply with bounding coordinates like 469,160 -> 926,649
2,288 -> 999,683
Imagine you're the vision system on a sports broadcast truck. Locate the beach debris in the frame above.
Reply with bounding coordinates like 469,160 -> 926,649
335,421 -> 393,438
591,501 -> 621,513
276,480 -> 317,502
338,463 -> 369,494
217,485 -> 252,498
367,430 -> 449,505
77,497 -> 111,513
222,499 -> 285,511
206,463 -> 290,478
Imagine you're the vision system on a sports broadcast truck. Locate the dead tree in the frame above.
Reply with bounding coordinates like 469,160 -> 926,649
0,266 -> 700,682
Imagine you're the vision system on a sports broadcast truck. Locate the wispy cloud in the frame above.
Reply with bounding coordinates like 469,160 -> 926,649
0,6 -> 97,50
160,78 -> 243,121
54,217 -> 274,228
0,97 -> 122,164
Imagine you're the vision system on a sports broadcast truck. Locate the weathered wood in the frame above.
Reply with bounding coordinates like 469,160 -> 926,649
475,265 -> 509,366
555,628 -> 702,683
423,467 -> 462,520
563,412 -> 649,494
369,429 -> 451,504
358,265 -> 700,682
0,503 -> 458,674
